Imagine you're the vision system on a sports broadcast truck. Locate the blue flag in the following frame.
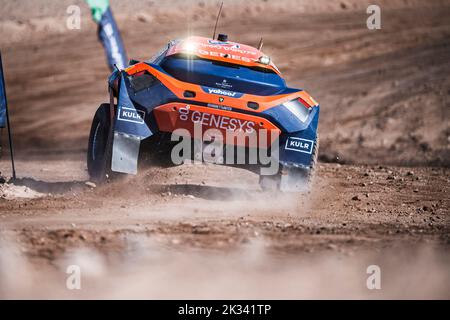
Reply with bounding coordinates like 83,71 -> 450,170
86,1 -> 128,70
0,53 -> 7,128
98,7 -> 128,70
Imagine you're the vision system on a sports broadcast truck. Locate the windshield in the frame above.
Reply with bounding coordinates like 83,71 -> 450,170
159,54 -> 286,96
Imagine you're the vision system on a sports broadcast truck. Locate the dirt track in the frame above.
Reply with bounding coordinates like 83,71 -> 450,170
0,0 -> 449,298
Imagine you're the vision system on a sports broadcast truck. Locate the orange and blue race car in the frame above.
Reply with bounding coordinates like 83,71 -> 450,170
87,34 -> 320,191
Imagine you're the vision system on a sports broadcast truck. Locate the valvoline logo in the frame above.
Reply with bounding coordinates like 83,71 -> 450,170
285,137 -> 314,154
201,86 -> 243,98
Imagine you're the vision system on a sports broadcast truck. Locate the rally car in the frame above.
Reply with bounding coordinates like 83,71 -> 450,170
87,35 -> 320,191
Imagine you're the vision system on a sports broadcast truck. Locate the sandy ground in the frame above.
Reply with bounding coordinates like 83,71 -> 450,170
0,0 -> 449,299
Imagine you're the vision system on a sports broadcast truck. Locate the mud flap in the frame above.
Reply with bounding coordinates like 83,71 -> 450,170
111,75 -> 153,175
279,166 -> 310,192
112,132 -> 141,174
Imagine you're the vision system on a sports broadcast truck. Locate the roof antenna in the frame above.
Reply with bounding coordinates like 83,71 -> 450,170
212,2 -> 224,40
257,37 -> 264,51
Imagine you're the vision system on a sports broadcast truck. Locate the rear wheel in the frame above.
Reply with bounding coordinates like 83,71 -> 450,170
87,103 -> 114,182
309,134 -> 319,180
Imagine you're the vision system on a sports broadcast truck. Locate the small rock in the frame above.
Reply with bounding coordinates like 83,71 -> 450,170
387,175 -> 396,180
136,13 -> 149,23
406,171 -> 414,176
351,195 -> 361,201
192,226 -> 210,234
85,181 -> 96,188
71,223 -> 76,228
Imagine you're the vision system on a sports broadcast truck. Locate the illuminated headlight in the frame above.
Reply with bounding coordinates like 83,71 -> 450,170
283,98 -> 312,123
183,41 -> 197,54
259,55 -> 271,65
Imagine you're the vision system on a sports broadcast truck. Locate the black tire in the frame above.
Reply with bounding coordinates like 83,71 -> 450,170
309,134 -> 319,181
87,103 -> 113,182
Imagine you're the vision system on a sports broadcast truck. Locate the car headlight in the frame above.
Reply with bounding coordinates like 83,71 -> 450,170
258,55 -> 271,65
183,41 -> 197,54
283,97 -> 312,123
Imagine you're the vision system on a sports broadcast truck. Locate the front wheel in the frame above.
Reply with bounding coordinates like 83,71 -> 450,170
87,103 -> 114,182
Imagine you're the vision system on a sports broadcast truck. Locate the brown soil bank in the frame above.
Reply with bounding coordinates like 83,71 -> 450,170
0,0 -> 449,166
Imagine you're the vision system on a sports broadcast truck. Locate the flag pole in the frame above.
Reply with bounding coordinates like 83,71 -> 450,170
0,52 -> 16,180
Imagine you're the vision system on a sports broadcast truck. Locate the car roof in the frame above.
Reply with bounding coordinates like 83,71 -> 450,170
165,36 -> 280,75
